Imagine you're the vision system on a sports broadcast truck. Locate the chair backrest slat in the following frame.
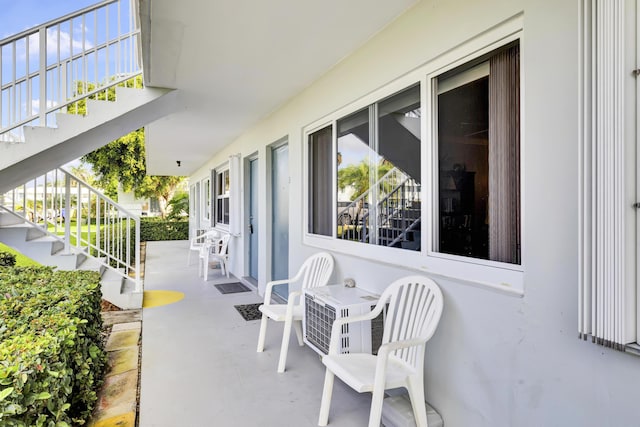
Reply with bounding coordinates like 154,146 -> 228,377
379,276 -> 443,368
300,252 -> 334,291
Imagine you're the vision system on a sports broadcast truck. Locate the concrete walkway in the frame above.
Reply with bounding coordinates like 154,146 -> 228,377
89,316 -> 141,427
139,240 -> 372,427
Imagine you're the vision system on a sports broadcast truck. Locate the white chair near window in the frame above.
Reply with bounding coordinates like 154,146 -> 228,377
200,233 -> 230,280
187,229 -> 219,266
256,252 -> 334,373
318,275 -> 444,427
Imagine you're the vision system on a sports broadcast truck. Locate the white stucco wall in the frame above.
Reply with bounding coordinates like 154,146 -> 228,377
189,0 -> 640,425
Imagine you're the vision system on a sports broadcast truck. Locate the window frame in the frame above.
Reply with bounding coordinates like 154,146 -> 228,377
201,177 -> 211,223
215,166 -> 231,228
303,16 -> 524,295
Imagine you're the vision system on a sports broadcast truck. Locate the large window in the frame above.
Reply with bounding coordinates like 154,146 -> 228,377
435,41 -> 520,264
216,169 -> 230,225
304,28 -> 523,291
337,85 -> 421,250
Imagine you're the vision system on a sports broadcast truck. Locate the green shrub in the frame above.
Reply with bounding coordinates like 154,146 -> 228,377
0,267 -> 106,426
140,218 -> 188,241
0,251 -> 16,267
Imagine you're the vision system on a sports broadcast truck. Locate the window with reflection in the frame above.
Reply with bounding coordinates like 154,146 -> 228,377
336,84 -> 421,250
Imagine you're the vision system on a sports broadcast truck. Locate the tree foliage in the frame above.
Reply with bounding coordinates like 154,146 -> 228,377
166,191 -> 189,221
69,77 -> 185,217
337,160 -> 393,201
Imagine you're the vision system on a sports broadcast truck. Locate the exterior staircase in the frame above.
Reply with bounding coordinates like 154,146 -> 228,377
0,208 -> 140,308
0,0 -> 175,308
0,84 -> 177,193
0,166 -> 143,309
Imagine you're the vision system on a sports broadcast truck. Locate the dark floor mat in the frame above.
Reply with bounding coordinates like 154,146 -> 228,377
234,303 -> 263,321
214,282 -> 251,294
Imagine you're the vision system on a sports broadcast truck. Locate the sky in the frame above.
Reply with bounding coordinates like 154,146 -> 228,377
1,0 -> 129,168
0,1 -> 98,39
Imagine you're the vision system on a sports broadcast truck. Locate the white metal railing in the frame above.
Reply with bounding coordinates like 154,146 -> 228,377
338,166 -> 420,245
0,167 -> 141,292
0,0 -> 141,142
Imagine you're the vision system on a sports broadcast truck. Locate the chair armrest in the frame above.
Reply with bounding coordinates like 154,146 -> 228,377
262,268 -> 306,304
377,338 -> 426,357
263,278 -> 296,304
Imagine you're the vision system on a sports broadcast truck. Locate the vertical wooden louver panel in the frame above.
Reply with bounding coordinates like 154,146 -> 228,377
579,0 -> 631,350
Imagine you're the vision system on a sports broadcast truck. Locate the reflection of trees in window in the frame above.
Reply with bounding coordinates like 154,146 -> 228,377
336,84 -> 421,250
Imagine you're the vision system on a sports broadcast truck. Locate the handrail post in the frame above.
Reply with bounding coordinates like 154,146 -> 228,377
64,173 -> 72,253
135,216 -> 140,292
39,27 -> 47,126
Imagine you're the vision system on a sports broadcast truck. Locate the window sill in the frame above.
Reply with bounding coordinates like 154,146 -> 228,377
303,233 -> 524,297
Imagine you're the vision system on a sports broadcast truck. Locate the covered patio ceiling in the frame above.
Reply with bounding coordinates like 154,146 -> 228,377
140,0 -> 417,176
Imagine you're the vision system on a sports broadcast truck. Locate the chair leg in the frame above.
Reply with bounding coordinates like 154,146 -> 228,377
406,376 -> 428,427
368,386 -> 386,427
200,253 -> 207,279
257,314 -> 268,352
224,259 -> 230,278
277,316 -> 294,373
318,369 -> 335,426
293,320 -> 304,346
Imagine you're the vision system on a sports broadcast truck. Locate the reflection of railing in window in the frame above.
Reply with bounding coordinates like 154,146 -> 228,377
337,167 -> 421,250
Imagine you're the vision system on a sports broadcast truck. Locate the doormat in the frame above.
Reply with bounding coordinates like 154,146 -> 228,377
234,303 -> 263,321
214,282 -> 251,294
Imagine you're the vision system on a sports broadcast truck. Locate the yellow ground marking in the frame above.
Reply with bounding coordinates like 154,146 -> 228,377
142,290 -> 184,308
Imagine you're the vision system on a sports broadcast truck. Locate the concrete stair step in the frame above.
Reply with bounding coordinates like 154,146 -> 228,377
78,256 -> 109,274
54,111 -> 85,129
0,211 -> 25,226
0,87 -> 177,194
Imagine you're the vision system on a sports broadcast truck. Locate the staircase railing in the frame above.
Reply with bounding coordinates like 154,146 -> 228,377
0,0 -> 141,142
0,167 -> 141,292
361,177 -> 420,246
338,167 -> 420,245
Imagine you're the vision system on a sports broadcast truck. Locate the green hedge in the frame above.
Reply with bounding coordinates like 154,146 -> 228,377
0,252 -> 16,267
140,218 -> 188,241
0,267 -> 106,426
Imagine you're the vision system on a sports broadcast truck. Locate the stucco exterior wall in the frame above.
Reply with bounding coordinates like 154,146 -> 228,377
189,0 -> 640,425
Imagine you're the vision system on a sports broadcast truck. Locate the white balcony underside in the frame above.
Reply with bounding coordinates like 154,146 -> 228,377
0,86 -> 177,194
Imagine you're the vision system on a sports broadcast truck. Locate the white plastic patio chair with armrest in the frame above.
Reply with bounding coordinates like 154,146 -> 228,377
318,275 -> 444,427
200,233 -> 230,279
187,229 -> 220,266
256,252 -> 334,373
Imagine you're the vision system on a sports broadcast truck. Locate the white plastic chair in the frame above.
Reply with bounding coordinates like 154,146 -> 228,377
256,252 -> 334,373
187,229 -> 219,266
318,275 -> 444,427
200,233 -> 230,279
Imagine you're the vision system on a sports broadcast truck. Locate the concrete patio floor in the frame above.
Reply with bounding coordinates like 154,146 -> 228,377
139,240 -> 372,426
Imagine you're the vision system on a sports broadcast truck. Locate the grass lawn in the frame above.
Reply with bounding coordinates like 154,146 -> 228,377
48,222 -> 96,247
0,243 -> 40,266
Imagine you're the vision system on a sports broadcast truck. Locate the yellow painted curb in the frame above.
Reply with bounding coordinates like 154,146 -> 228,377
142,290 -> 184,308
90,412 -> 135,427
